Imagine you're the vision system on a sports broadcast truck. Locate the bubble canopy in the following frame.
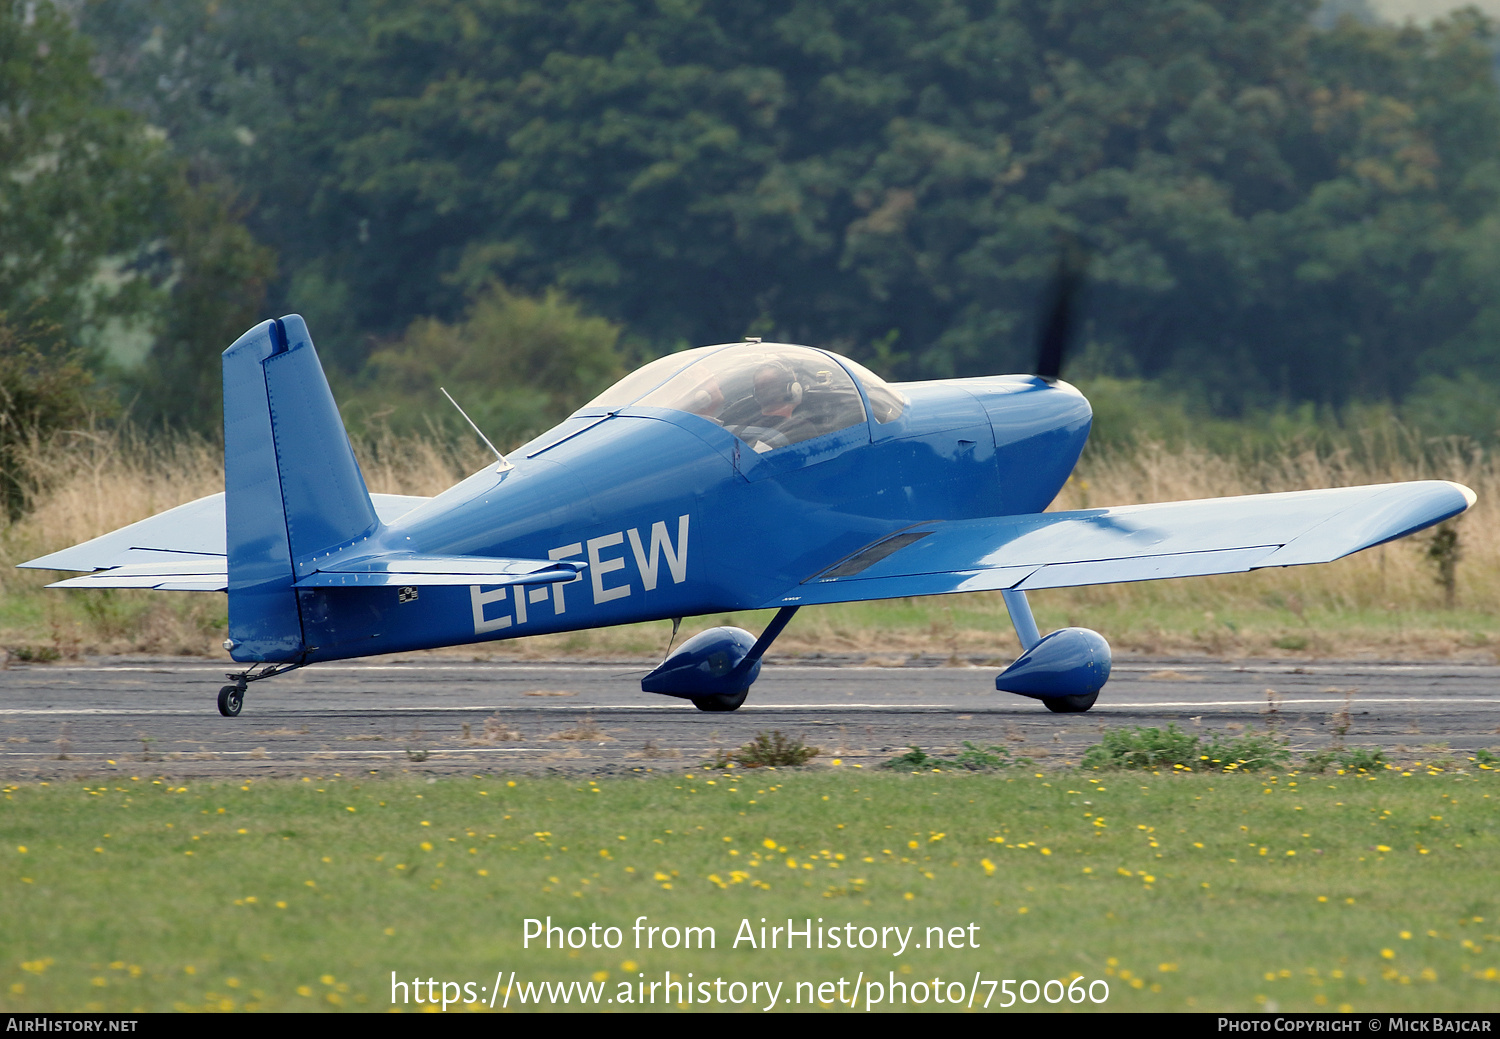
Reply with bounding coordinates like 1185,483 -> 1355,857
584,342 -> 905,453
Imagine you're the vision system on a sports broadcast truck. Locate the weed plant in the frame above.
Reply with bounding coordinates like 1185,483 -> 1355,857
1305,747 -> 1391,774
952,742 -> 1026,771
1080,725 -> 1290,773
1198,732 -> 1294,773
885,742 -> 1033,771
884,747 -> 941,770
708,731 -> 820,769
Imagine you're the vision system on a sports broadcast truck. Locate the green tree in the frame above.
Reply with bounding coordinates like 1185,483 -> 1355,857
0,316 -> 110,521
123,174 -> 276,431
0,1 -> 168,346
80,0 -> 370,367
0,2 -> 280,435
341,283 -> 625,447
75,0 -> 1500,423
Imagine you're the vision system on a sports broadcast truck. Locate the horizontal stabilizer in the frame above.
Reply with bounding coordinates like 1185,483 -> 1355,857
48,560 -> 229,592
295,555 -> 586,588
19,493 -> 429,576
41,549 -> 581,592
767,480 -> 1474,608
19,494 -> 228,573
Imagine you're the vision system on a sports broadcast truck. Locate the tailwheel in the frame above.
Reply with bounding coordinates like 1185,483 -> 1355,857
691,689 -> 748,713
1043,691 -> 1098,714
216,661 -> 304,716
217,684 -> 245,717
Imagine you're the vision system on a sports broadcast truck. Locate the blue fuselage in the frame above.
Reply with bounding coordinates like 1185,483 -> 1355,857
287,374 -> 1091,663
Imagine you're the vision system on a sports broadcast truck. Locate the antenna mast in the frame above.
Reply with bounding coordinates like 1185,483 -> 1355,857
440,387 -> 513,472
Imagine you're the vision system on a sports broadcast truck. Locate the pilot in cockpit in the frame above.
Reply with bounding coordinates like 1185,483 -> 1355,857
753,361 -> 803,423
730,360 -> 810,451
628,343 -> 881,453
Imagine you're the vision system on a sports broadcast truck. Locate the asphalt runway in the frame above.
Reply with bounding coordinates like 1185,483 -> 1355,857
0,656 -> 1496,778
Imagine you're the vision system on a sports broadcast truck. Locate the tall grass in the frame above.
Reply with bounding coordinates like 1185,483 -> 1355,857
1037,429 -> 1498,655
0,422 -> 1493,660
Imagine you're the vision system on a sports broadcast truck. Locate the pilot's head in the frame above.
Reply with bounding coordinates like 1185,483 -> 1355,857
753,361 -> 803,416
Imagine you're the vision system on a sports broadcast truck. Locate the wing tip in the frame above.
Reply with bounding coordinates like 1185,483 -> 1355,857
1449,481 -> 1478,511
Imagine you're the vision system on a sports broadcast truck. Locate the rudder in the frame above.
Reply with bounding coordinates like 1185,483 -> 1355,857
222,315 -> 378,662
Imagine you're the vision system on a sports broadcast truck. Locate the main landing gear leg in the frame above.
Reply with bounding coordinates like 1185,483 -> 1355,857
217,661 -> 306,717
640,606 -> 800,712
696,606 -> 799,712
995,588 -> 1111,713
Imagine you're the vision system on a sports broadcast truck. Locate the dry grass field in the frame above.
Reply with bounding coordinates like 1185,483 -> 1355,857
0,425 -> 1493,662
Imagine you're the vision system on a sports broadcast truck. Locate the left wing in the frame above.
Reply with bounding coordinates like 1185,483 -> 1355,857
766,480 -> 1474,608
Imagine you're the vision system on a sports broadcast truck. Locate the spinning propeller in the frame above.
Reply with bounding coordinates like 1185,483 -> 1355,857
1033,243 -> 1087,382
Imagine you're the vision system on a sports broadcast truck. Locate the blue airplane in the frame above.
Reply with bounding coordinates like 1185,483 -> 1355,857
19,314 -> 1474,716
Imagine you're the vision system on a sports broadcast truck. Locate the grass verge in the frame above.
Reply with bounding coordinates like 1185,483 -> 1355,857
1,764 -> 1497,1012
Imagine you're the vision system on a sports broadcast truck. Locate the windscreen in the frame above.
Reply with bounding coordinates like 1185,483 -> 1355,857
583,346 -> 719,411
635,344 -> 867,453
837,356 -> 907,423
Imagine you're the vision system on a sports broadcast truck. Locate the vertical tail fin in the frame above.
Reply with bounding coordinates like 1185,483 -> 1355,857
222,315 -> 377,661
